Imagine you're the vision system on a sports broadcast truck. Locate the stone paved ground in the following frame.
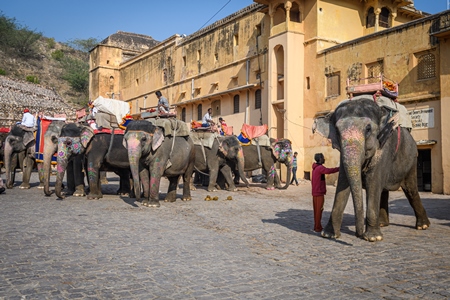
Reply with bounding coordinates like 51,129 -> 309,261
1,172 -> 449,299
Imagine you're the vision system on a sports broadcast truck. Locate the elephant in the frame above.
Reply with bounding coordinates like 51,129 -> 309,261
55,123 -> 131,199
123,120 -> 195,207
239,137 -> 293,190
312,96 -> 430,242
3,125 -> 44,189
191,132 -> 249,192
41,120 -> 85,197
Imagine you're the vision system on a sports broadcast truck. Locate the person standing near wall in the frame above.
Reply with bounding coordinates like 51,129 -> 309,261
311,153 -> 339,232
290,152 -> 299,186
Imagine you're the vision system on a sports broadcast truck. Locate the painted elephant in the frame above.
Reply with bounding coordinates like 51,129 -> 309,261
239,137 -> 293,190
191,133 -> 249,192
3,125 -> 44,189
313,96 -> 430,241
42,120 -> 85,197
55,123 -> 131,199
124,120 -> 195,207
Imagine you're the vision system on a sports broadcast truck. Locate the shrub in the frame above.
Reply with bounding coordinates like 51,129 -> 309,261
46,37 -> 56,49
0,68 -> 6,75
26,75 -> 39,84
51,49 -> 64,61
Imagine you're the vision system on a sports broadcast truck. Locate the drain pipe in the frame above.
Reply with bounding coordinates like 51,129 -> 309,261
245,59 -> 250,124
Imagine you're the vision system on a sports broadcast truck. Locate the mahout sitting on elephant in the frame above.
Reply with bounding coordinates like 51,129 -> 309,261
55,123 -> 131,199
313,96 -> 430,241
124,119 -> 195,207
190,132 -> 249,192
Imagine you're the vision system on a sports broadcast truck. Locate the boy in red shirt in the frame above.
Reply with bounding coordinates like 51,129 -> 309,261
311,153 -> 339,232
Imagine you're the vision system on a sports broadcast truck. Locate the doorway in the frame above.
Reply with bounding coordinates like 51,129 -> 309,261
417,149 -> 431,191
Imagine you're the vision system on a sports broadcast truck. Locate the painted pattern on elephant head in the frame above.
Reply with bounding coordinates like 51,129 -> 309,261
271,139 -> 292,163
57,137 -> 82,172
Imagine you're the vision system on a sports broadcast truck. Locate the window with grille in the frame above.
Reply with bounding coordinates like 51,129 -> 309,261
255,89 -> 262,109
326,73 -> 340,98
417,53 -> 436,80
367,61 -> 384,83
379,7 -> 390,28
233,95 -> 240,113
181,108 -> 186,122
366,7 -> 375,28
197,104 -> 202,121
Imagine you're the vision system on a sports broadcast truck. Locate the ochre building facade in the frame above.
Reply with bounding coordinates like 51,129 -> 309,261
89,0 -> 450,194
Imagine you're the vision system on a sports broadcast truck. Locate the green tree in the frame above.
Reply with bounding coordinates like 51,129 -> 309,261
0,12 -> 42,57
61,57 -> 89,94
67,38 -> 100,53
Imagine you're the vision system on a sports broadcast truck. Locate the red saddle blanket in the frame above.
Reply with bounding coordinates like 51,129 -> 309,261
241,124 -> 268,139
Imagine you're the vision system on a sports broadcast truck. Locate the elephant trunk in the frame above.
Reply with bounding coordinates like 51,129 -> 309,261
55,152 -> 68,199
236,148 -> 249,187
341,138 -> 365,237
127,138 -> 142,201
3,140 -> 14,189
43,143 -> 57,196
279,159 -> 292,190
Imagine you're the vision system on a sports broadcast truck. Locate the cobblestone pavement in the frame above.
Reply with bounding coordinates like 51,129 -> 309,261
1,172 -> 449,299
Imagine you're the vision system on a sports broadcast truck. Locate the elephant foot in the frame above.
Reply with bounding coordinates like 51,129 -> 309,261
164,198 -> 176,203
37,183 -> 45,189
416,218 -> 431,230
362,228 -> 383,242
182,196 -> 192,201
73,190 -> 86,197
321,224 -> 340,239
143,200 -> 160,207
87,193 -> 103,200
228,187 -> 238,192
207,187 -> 217,192
19,183 -> 31,189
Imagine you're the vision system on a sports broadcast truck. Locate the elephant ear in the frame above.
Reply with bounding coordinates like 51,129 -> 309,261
312,113 -> 340,151
377,106 -> 400,148
270,139 -> 281,159
80,126 -> 95,148
22,131 -> 35,148
218,139 -> 230,157
152,127 -> 164,151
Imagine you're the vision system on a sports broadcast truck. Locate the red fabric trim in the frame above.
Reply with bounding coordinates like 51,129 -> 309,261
94,128 -> 125,135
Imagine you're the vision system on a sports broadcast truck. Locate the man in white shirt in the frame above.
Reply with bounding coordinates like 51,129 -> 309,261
202,108 -> 215,127
21,108 -> 35,128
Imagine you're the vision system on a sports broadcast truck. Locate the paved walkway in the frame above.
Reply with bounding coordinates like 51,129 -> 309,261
1,173 -> 449,299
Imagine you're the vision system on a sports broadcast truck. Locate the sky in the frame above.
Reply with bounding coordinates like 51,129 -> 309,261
1,0 -> 448,43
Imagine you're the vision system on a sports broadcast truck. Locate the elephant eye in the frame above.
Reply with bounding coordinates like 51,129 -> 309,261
141,136 -> 147,142
65,140 -> 72,146
365,124 -> 372,136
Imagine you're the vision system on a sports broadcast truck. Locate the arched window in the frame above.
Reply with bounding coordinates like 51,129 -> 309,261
233,95 -> 240,113
379,7 -> 390,28
181,107 -> 186,122
366,7 -> 375,28
255,89 -> 262,109
290,2 -> 301,23
197,104 -> 202,121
